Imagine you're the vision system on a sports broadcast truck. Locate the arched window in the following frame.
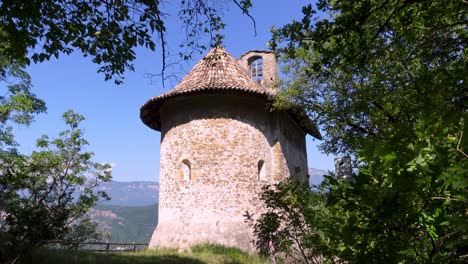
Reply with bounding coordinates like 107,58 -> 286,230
181,159 -> 191,181
257,160 -> 265,181
249,57 -> 263,81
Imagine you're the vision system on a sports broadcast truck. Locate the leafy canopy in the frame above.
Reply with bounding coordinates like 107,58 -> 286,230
271,0 -> 466,156
0,31 -> 47,152
0,0 -> 254,84
250,0 -> 467,263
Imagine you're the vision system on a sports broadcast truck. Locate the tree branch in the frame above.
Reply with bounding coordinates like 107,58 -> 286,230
155,11 -> 167,88
345,1 -> 410,63
233,0 -> 257,36
432,196 -> 468,203
370,101 -> 396,122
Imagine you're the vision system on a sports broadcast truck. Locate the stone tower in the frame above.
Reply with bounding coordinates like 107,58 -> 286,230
140,47 -> 321,251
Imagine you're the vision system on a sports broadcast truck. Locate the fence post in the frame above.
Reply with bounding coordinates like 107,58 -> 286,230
106,241 -> 110,253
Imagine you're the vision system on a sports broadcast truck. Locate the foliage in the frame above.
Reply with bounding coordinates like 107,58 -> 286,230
0,0 -> 253,84
271,0 -> 466,156
250,0 -> 467,263
252,172 -> 467,263
62,217 -> 103,249
0,32 -> 47,150
0,110 -> 112,262
0,61 -> 45,128
246,180 -> 341,264
0,31 -> 46,263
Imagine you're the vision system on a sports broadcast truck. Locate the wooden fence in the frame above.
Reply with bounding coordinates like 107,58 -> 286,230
46,240 -> 149,252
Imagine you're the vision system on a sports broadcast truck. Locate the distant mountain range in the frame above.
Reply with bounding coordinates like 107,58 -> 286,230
308,168 -> 328,186
96,181 -> 159,206
89,181 -> 159,242
98,168 -> 328,206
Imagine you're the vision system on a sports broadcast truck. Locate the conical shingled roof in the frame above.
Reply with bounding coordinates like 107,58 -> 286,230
140,47 -> 275,131
161,47 -> 274,97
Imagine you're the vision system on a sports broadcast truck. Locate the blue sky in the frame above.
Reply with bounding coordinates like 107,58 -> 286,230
14,0 -> 335,182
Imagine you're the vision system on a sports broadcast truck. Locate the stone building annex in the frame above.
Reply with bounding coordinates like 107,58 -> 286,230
140,47 -> 321,251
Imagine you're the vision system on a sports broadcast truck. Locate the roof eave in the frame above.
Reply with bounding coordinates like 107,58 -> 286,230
140,89 -> 276,131
284,107 -> 322,140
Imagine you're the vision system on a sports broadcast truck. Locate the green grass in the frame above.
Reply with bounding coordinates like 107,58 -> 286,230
23,243 -> 270,264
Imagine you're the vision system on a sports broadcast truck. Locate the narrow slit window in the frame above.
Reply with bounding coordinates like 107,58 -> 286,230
258,160 -> 265,181
250,58 -> 263,81
182,159 -> 191,180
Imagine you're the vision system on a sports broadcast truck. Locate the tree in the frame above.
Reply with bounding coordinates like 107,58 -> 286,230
251,0 -> 467,263
0,31 -> 111,262
0,0 -> 254,84
245,180 -> 344,264
0,110 -> 112,263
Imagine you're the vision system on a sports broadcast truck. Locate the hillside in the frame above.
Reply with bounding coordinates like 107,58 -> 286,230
90,204 -> 158,243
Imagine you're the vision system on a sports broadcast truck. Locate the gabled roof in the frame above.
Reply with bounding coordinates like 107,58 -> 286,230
140,47 -> 321,139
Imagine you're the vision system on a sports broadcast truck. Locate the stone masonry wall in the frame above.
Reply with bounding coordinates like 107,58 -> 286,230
277,112 -> 309,182
149,94 -> 308,251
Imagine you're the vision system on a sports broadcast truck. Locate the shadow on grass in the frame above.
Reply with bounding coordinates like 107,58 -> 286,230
23,243 -> 270,264
192,243 -> 271,264
24,249 -> 206,264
